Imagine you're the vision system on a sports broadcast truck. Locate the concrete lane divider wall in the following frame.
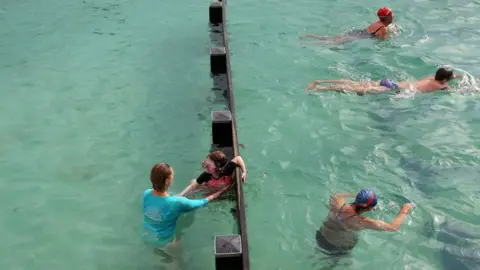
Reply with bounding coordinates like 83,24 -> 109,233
208,1 -> 250,270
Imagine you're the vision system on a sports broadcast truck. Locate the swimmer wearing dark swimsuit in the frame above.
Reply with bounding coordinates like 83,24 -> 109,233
348,7 -> 393,40
316,189 -> 415,258
347,25 -> 386,39
300,7 -> 394,44
316,203 -> 358,256
379,79 -> 399,89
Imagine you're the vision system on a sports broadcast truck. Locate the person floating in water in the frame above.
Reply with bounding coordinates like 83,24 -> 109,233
179,151 -> 247,197
142,163 -> 229,249
301,7 -> 396,44
316,189 -> 415,256
306,67 -> 466,95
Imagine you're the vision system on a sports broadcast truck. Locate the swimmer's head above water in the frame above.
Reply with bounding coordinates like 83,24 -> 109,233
377,7 -> 394,26
202,151 -> 228,174
352,189 -> 377,213
435,67 -> 454,82
150,163 -> 174,192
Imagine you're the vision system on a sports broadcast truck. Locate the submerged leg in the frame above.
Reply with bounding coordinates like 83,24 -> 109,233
154,239 -> 184,270
308,85 -> 346,92
313,79 -> 357,85
306,80 -> 352,93
307,84 -> 366,94
300,34 -> 333,40
307,81 -> 389,95
314,230 -> 354,269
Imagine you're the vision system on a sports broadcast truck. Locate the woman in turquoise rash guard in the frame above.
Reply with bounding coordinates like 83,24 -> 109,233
317,189 -> 415,256
142,163 -> 229,248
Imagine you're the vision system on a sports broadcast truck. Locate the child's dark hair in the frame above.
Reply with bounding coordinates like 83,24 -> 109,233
208,151 -> 228,170
150,163 -> 172,192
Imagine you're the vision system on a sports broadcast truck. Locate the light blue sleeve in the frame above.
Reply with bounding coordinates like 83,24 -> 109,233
174,196 -> 209,214
143,189 -> 153,198
142,189 -> 153,211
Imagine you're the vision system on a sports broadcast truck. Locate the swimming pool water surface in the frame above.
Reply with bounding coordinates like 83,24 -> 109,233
1,0 -> 480,269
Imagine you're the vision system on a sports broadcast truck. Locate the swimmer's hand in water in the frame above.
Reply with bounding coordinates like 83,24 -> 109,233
400,203 -> 415,214
390,24 -> 399,35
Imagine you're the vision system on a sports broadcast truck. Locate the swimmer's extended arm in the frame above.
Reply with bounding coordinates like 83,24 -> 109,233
179,172 -> 212,197
205,184 -> 231,201
179,179 -> 200,197
178,186 -> 230,213
361,203 -> 414,231
361,216 -> 403,231
177,196 -> 209,213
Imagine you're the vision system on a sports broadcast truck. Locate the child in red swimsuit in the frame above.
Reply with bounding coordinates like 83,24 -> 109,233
179,151 -> 247,198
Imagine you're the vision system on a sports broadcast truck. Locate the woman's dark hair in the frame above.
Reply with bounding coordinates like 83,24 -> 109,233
150,163 -> 172,192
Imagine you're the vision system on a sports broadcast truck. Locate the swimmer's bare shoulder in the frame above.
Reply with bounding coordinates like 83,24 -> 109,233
330,193 -> 355,209
418,78 -> 449,92
376,27 -> 389,39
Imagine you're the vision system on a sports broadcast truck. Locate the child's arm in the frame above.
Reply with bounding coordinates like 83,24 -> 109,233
231,156 -> 247,182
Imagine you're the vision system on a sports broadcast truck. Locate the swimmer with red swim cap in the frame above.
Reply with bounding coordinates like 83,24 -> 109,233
301,7 -> 396,44
316,189 -> 415,256
371,7 -> 395,39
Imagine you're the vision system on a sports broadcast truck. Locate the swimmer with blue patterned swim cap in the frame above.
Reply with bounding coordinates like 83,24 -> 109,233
316,189 -> 415,256
306,67 -> 467,95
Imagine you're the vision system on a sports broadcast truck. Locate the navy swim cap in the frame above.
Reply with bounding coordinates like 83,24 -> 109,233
354,189 -> 377,208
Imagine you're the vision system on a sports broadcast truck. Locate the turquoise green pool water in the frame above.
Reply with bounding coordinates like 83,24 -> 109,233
1,0 -> 480,269
0,1 -> 233,269
229,0 -> 480,269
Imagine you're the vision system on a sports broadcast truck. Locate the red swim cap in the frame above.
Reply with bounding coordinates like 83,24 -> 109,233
377,7 -> 393,17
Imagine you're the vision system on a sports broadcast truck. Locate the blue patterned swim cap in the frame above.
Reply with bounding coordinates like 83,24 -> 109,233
354,189 -> 377,208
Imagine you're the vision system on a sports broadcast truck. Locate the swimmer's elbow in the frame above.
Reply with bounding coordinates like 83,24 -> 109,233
384,223 -> 402,232
385,226 -> 399,232
368,220 -> 399,231
381,31 -> 390,39
232,155 -> 242,163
